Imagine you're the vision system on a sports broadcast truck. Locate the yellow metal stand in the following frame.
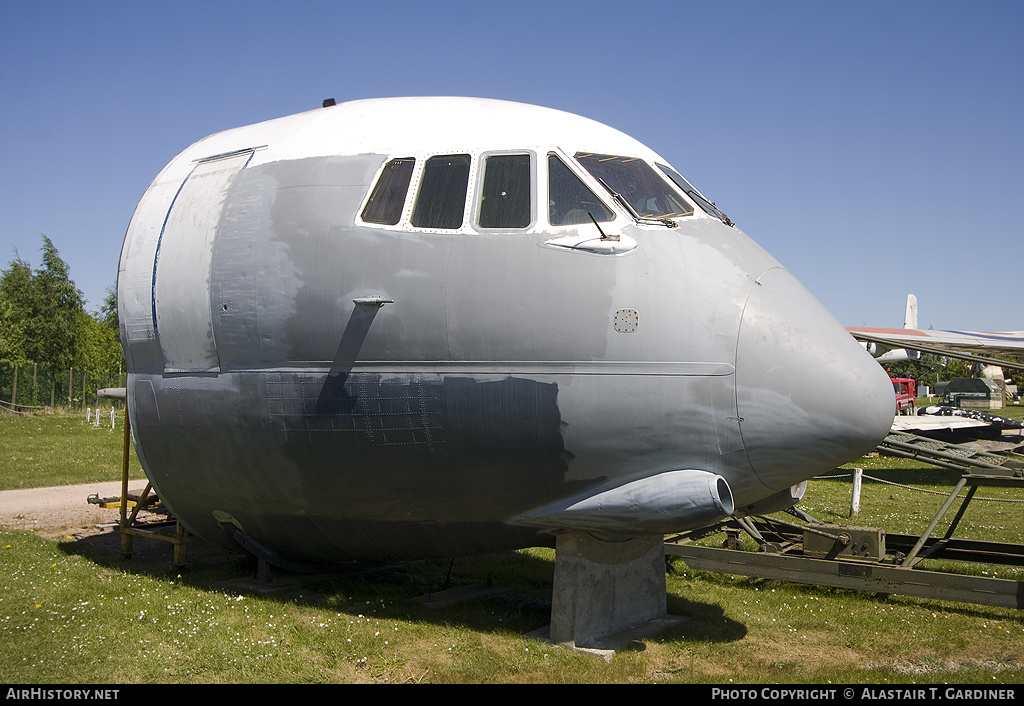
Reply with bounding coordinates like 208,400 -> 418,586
115,409 -> 200,567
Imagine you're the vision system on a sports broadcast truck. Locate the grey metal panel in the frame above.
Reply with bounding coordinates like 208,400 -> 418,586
118,178 -> 182,373
210,155 -> 442,369
155,152 -> 252,372
735,267 -> 894,491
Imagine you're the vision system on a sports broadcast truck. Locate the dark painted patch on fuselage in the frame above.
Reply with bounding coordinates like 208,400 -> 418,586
131,370 -> 579,562
277,372 -> 573,513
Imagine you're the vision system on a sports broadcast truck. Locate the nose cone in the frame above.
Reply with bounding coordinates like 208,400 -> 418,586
736,268 -> 894,491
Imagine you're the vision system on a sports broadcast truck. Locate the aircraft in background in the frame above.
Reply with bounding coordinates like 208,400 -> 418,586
849,294 -> 1024,372
850,294 -> 1022,437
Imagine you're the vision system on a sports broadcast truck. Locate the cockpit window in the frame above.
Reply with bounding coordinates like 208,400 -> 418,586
548,154 -> 614,226
575,152 -> 694,220
361,157 -> 415,225
478,153 -> 532,228
656,163 -> 733,226
411,154 -> 471,229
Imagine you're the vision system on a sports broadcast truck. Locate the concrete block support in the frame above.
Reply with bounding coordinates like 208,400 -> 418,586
549,531 -> 668,648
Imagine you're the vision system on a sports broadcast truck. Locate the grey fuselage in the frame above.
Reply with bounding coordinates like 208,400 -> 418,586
118,98 -> 894,564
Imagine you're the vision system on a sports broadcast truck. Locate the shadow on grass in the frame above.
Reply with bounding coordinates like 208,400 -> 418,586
57,527 -> 747,646
662,593 -> 748,643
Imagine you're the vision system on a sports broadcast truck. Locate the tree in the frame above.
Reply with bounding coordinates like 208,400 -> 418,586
885,353 -> 997,391
884,354 -> 947,387
24,236 -> 85,375
98,285 -> 118,331
0,236 -> 95,403
77,285 -> 125,374
76,312 -> 119,372
2,237 -> 126,407
0,256 -> 33,365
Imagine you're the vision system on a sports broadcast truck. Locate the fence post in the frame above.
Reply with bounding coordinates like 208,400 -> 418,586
10,361 -> 16,406
850,468 -> 863,518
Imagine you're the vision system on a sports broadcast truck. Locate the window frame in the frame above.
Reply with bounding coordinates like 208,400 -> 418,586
546,151 -> 618,228
409,153 -> 474,231
472,150 -> 537,231
359,156 -> 417,226
655,162 -> 732,226
359,148 -> 640,235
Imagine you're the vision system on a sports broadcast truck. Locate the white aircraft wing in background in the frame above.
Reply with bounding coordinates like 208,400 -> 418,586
848,295 -> 1024,371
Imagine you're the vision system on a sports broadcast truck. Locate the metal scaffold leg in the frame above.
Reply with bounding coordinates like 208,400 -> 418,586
113,410 -> 200,567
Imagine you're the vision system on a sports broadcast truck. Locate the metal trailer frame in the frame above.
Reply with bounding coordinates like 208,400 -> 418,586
665,431 -> 1024,610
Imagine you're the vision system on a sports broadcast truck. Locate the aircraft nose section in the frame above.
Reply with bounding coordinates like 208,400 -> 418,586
736,268 -> 894,490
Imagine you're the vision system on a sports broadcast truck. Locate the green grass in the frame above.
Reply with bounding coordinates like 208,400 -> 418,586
0,536 -> 646,683
817,462 -> 1023,549
2,528 -> 1021,684
1,408 -> 1022,683
0,410 -> 145,490
830,400 -> 1023,549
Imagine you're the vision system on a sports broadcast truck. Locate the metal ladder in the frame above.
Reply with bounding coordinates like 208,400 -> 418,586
877,430 -> 1024,474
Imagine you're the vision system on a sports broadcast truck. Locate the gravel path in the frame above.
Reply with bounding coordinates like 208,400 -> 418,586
0,480 -> 152,539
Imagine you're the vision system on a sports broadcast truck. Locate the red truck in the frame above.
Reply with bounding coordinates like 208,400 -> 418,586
891,377 -> 917,415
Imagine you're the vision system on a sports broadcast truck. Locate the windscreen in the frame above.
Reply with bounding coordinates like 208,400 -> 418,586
656,163 -> 733,225
575,153 -> 694,220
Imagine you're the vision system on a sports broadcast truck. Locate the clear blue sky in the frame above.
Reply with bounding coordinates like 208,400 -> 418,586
2,0 -> 1021,331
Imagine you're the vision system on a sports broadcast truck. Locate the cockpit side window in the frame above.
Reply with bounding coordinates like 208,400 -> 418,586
547,154 -> 614,226
411,154 -> 471,229
361,157 -> 415,225
478,153 -> 532,228
656,163 -> 733,226
575,153 -> 693,220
